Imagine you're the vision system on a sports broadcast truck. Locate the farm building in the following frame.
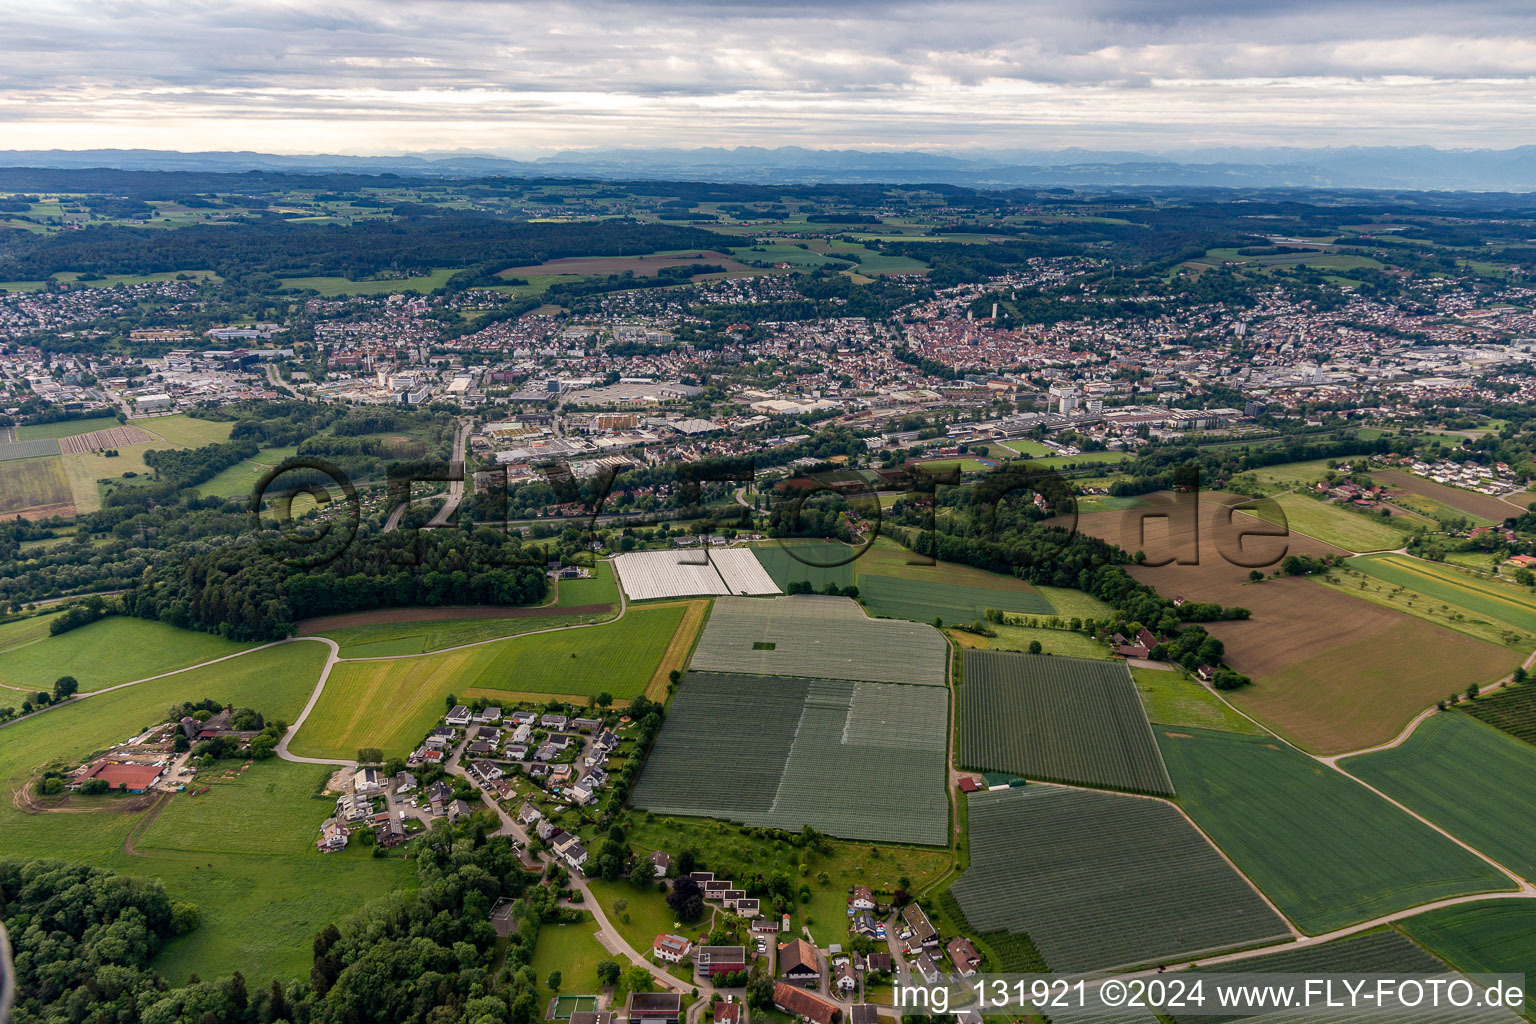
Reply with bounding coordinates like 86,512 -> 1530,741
778,938 -> 821,985
772,983 -> 839,1024
81,761 -> 164,793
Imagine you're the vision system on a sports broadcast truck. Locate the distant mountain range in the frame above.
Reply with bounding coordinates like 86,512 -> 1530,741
3,145 -> 1536,190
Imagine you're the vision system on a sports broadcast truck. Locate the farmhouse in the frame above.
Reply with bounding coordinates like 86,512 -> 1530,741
778,938 -> 821,985
626,992 -> 682,1024
772,983 -> 839,1024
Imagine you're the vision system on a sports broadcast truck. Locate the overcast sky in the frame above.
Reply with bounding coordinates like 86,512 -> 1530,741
2,0 -> 1533,155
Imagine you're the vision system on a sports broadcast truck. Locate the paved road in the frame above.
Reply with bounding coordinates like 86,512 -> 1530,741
0,424 -> 14,444
428,419 -> 472,528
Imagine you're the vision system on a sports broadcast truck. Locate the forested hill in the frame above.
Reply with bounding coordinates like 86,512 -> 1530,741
0,214 -> 730,281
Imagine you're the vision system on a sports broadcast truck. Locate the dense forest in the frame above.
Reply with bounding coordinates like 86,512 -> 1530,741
0,214 -> 729,282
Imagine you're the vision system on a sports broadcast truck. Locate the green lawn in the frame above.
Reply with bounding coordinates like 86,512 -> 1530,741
531,912 -> 610,1002
1397,901 -> 1536,1012
0,615 -> 252,691
955,625 -> 1112,660
1158,726 -> 1514,934
1343,713 -> 1536,879
0,612 -> 61,654
0,641 -> 381,985
557,561 -> 621,608
291,604 -> 689,758
1131,667 -> 1269,735
140,414 -> 236,448
585,878 -> 688,957
1020,451 -> 1132,469
14,415 -> 122,441
1033,586 -> 1115,621
998,439 -> 1051,457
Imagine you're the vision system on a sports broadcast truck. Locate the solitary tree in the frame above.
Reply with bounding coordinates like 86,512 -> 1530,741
53,676 -> 78,700
548,971 -> 562,993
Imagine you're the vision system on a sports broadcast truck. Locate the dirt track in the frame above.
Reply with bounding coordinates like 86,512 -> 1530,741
295,603 -> 612,634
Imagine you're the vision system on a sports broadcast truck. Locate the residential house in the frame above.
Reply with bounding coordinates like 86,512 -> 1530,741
865,952 -> 894,975
946,936 -> 981,976
505,744 -> 529,761
714,1004 -> 744,1024
570,777 -> 596,805
475,706 -> 503,723
914,953 -> 939,984
571,716 -> 601,732
833,960 -> 857,996
848,886 -> 877,912
316,817 -> 349,853
426,780 -> 454,805
446,705 -> 472,727
851,912 -> 881,938
732,897 -> 760,919
778,938 -> 820,986
446,798 -> 473,822
848,1006 -> 879,1024
353,767 -> 383,793
336,792 -> 371,822
540,713 -> 568,730
393,770 -> 417,793
772,983 -> 838,1024
901,904 -> 938,948
511,722 -> 533,745
650,850 -> 671,877
704,880 -> 732,901
518,801 -> 543,826
652,933 -> 692,962
509,710 -> 537,726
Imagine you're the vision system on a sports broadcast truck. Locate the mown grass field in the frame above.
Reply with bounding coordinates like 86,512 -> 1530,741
1397,901 -> 1536,1013
949,623 -> 1113,659
0,615 -> 252,691
1158,726 -> 1514,933
1131,666 -> 1269,735
555,561 -> 621,608
584,878 -> 686,961
998,439 -> 1051,457
14,415 -> 122,441
0,455 -> 73,515
139,413 -> 236,448
1258,492 -> 1412,552
192,444 -> 301,499
531,913 -> 610,1002
0,612 -> 61,653
319,612 -> 614,658
291,604 -> 690,758
752,540 -> 858,590
0,641 -> 385,985
1343,713 -> 1536,879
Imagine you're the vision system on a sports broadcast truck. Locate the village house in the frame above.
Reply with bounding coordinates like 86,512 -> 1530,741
901,903 -> 939,948
336,792 -> 371,822
833,960 -> 857,996
778,938 -> 821,986
714,1003 -> 744,1024
518,801 -> 543,826
650,850 -> 671,876
353,767 -> 383,793
316,817 -> 349,853
445,705 -> 472,727
946,936 -> 981,976
848,886 -> 877,912
393,770 -> 417,793
772,983 -> 838,1024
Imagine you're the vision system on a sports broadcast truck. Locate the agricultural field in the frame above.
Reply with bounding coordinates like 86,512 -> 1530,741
1256,492 -> 1413,551
1373,470 -> 1517,525
1172,931 -> 1454,1024
1461,682 -> 1536,746
959,651 -> 1173,795
852,536 -> 1055,595
1131,666 -> 1268,736
859,573 -> 1053,624
689,595 -> 948,685
1233,459 -> 1338,496
951,786 -> 1289,972
0,615 -> 252,691
13,415 -> 122,440
60,442 -> 161,513
0,455 -> 74,516
1397,901 -> 1536,1014
0,438 -> 60,461
289,604 -> 692,758
631,671 -> 950,845
612,547 -> 778,600
1158,727 -> 1514,933
752,540 -> 858,591
1343,554 -> 1536,638
1343,712 -> 1536,879
1075,495 -> 1522,752
0,641 -> 380,984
